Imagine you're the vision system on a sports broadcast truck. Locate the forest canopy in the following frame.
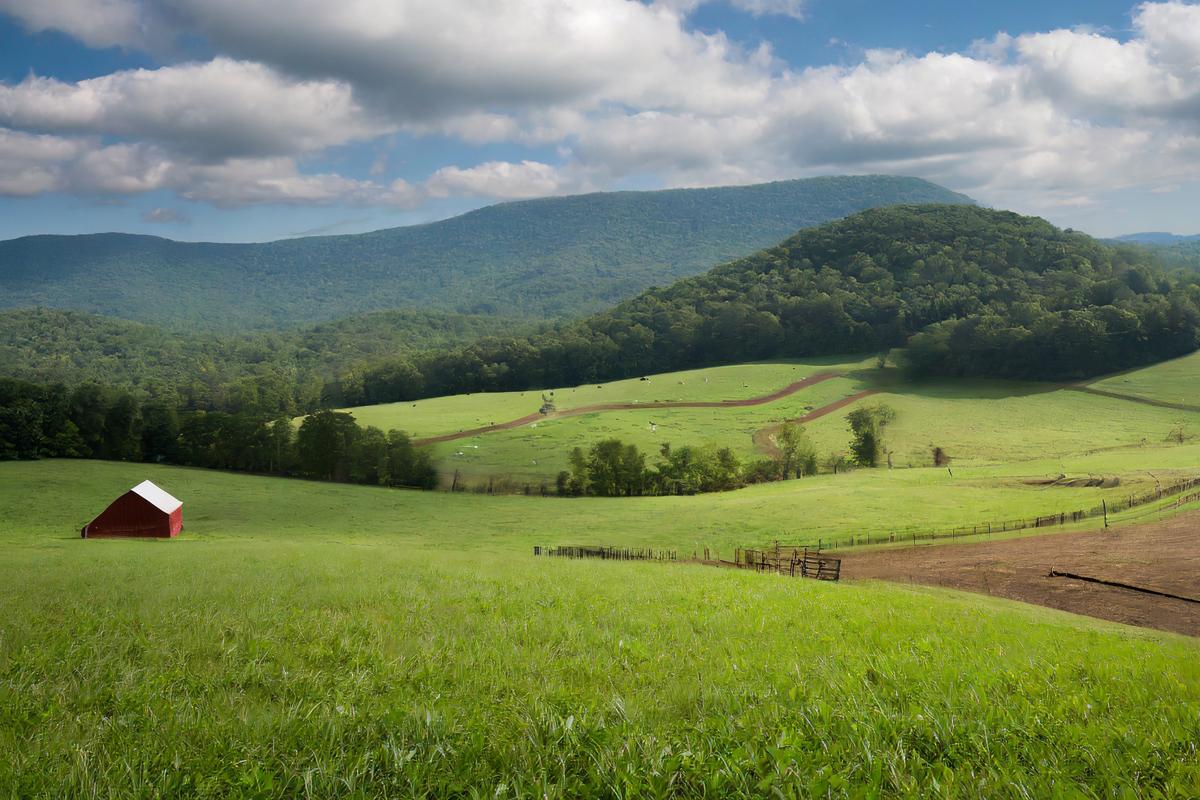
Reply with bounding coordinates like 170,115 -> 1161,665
338,204 -> 1198,403
4,205 -> 1199,413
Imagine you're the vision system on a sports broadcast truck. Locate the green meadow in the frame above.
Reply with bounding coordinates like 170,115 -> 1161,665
339,355 -> 1200,485
8,351 -> 1200,798
1089,349 -> 1200,407
343,357 -> 870,440
3,459 -> 1200,798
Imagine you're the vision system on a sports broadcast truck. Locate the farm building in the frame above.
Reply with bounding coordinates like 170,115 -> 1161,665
81,480 -> 182,539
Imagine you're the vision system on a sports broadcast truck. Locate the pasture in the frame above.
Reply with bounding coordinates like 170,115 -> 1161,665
3,459 -> 1200,798
1089,349 -> 1200,407
342,357 -> 871,440
338,355 -> 1200,484
2,452 -> 1193,554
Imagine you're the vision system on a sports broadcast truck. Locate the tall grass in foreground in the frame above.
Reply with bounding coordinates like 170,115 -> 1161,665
2,543 -> 1199,798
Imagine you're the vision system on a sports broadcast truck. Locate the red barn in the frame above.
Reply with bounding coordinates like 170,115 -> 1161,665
81,480 -> 183,539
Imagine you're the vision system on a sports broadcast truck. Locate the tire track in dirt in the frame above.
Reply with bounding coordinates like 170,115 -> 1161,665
753,390 -> 882,457
413,372 -> 844,445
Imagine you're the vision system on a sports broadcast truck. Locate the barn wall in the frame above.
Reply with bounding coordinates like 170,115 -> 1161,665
84,492 -> 175,538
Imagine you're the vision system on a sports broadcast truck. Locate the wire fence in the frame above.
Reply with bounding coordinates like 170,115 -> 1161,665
533,477 -> 1200,579
806,475 -> 1200,551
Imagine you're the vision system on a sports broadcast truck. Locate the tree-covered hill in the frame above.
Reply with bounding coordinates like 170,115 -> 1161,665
342,204 -> 1195,401
0,176 -> 971,330
0,307 -> 527,412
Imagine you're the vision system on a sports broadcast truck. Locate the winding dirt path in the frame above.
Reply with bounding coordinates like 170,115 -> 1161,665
752,389 -> 882,457
413,372 -> 844,445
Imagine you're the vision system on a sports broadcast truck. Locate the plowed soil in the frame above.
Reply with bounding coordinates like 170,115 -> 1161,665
839,510 -> 1200,637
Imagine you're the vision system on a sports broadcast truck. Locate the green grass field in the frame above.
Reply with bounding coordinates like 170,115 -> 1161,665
3,459 -> 1200,798
1089,350 -> 1200,407
10,353 -> 1200,797
343,357 -> 871,440
343,355 -> 1200,485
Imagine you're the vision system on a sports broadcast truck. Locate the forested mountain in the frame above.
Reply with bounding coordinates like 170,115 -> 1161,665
336,204 -> 1196,402
0,307 -> 527,412
1114,232 -> 1200,246
0,176 -> 971,330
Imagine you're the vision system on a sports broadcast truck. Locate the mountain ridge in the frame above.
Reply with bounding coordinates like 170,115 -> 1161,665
0,175 -> 973,330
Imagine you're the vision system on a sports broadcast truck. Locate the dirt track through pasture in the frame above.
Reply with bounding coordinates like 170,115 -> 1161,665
414,371 -> 846,445
753,390 -> 882,457
839,510 -> 1200,637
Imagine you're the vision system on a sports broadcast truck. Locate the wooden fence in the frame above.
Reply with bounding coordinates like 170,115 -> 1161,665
732,544 -> 841,581
535,545 -> 677,562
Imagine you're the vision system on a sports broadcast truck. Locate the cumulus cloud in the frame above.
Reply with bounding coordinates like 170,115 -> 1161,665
0,58 -> 388,159
4,0 -> 1200,214
425,160 -> 587,200
0,0 -> 149,49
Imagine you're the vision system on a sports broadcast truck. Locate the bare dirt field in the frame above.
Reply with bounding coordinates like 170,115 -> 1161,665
839,509 -> 1200,637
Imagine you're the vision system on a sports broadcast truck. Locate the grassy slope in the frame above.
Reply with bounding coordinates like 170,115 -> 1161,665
3,459 -> 1200,797
345,356 -> 866,433
1089,348 -> 1200,407
342,357 -> 1200,485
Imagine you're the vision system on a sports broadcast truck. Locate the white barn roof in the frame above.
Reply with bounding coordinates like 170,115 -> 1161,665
130,480 -> 182,513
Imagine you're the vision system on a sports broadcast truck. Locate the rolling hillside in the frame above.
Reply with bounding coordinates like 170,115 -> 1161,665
3,458 -> 1200,796
335,204 -> 1188,407
0,176 -> 972,330
341,355 -> 1200,487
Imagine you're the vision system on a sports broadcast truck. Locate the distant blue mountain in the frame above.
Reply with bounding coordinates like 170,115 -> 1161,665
1114,232 -> 1200,245
0,175 -> 973,331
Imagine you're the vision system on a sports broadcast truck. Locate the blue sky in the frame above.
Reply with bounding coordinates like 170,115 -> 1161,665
0,0 -> 1195,241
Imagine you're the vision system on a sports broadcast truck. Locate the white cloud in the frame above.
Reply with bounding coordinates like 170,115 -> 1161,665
0,0 -> 149,49
0,58 -> 388,159
4,0 -> 1200,219
658,0 -> 807,20
726,0 -> 806,19
0,128 -> 90,195
425,160 -> 586,199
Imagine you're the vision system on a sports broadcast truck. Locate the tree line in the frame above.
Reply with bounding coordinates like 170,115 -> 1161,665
0,377 -> 437,489
554,405 -> 894,497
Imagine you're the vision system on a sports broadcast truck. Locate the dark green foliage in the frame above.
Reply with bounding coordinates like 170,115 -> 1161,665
847,404 -> 896,467
0,376 -> 437,490
296,411 -> 359,481
347,205 -> 1195,402
140,401 -> 179,462
774,422 -> 818,479
557,439 -> 746,497
0,177 -> 972,330
585,439 -> 647,497
0,307 -> 525,412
